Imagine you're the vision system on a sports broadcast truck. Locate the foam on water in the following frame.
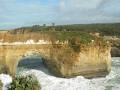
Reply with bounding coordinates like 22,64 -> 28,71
17,57 -> 120,90
22,70 -> 105,90
0,74 -> 12,90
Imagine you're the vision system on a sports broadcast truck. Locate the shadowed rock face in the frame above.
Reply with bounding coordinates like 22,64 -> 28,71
111,47 -> 120,57
0,33 -> 111,78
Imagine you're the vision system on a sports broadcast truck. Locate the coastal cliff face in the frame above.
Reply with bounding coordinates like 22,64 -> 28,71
111,40 -> 120,57
0,32 -> 111,78
104,38 -> 120,57
111,47 -> 120,57
44,43 -> 111,78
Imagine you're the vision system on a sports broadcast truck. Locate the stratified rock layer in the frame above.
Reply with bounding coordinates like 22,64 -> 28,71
0,33 -> 111,78
111,47 -> 120,57
43,44 -> 111,78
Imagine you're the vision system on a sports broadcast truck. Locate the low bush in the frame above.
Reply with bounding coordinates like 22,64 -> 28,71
0,80 -> 3,90
9,75 -> 41,90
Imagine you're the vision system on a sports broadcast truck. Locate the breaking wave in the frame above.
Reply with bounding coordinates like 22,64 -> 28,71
16,57 -> 120,90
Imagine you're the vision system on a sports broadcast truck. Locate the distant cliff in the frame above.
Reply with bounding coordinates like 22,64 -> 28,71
110,40 -> 120,57
111,47 -> 120,57
7,23 -> 120,36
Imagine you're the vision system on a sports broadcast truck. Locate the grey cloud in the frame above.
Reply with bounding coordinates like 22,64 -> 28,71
57,0 -> 120,24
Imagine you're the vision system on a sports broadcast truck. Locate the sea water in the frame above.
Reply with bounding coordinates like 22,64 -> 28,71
16,57 -> 120,90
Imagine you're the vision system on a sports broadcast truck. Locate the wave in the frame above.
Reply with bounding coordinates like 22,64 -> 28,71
16,57 -> 120,90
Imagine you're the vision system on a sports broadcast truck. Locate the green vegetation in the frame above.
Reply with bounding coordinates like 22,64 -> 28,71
0,80 -> 3,90
0,30 -> 8,33
42,31 -> 109,51
2,23 -> 112,52
39,31 -> 95,43
6,29 -> 109,52
9,23 -> 120,36
7,23 -> 119,47
9,75 -> 41,90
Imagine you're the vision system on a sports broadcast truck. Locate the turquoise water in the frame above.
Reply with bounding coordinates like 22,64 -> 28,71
17,57 -> 120,90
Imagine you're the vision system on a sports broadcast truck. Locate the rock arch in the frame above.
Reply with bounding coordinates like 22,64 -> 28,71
16,50 -> 46,73
0,43 -> 111,78
1,45 -> 51,76
16,51 -> 49,75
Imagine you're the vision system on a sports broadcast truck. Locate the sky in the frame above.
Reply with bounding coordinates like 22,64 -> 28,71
0,0 -> 120,29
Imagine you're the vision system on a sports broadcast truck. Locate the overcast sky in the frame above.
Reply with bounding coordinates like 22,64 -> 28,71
0,0 -> 120,29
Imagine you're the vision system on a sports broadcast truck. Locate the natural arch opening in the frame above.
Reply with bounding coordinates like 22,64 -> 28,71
16,52 -> 51,76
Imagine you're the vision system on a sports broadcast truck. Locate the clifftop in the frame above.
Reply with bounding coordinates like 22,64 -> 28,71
8,23 -> 120,36
0,31 -> 109,47
0,31 -> 111,78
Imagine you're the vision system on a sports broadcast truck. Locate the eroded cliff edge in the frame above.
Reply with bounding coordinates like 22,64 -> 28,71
110,40 -> 120,57
0,32 -> 111,78
43,39 -> 111,78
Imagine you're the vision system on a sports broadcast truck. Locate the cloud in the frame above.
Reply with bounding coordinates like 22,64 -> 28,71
59,0 -> 105,11
0,0 -> 57,29
99,0 -> 120,16
0,0 -> 120,29
57,0 -> 120,24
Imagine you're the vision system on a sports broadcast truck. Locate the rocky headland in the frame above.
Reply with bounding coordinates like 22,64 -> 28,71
109,39 -> 120,57
0,31 -> 111,78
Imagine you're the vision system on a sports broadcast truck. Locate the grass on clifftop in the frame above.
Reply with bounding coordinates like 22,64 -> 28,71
1,30 -> 108,48
40,31 -> 95,44
0,31 -> 95,44
40,31 -> 109,52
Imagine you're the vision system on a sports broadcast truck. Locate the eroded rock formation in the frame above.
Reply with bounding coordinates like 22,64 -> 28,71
111,47 -> 120,57
0,33 -> 111,78
43,44 -> 111,78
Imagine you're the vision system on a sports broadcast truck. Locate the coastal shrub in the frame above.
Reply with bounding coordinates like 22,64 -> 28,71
9,75 -> 41,90
8,23 -> 120,36
53,31 -> 95,43
0,80 -> 3,90
0,64 -> 9,74
69,37 -> 81,52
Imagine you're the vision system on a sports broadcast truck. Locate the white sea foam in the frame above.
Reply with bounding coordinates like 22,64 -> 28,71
17,57 -> 120,90
0,58 -> 118,90
0,74 -> 12,90
22,69 -> 106,90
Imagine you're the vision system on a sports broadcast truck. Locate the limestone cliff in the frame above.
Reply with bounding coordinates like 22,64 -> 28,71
0,32 -> 111,78
43,43 -> 111,78
110,40 -> 120,57
111,47 -> 120,57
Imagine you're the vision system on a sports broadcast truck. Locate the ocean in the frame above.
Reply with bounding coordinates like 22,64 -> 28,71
17,57 -> 120,90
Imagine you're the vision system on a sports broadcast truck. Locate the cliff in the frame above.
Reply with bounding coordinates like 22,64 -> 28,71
0,32 -> 111,78
43,41 -> 111,78
110,39 -> 120,57
111,47 -> 120,57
